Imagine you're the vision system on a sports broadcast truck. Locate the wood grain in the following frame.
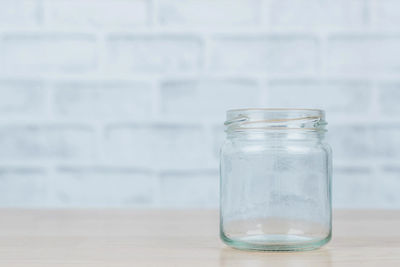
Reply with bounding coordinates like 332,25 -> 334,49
0,209 -> 399,266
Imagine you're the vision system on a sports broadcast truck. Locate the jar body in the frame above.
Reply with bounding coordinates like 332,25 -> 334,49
220,110 -> 332,251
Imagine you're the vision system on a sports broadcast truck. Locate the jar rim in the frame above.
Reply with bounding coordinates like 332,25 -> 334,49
225,108 -> 327,132
227,108 -> 324,113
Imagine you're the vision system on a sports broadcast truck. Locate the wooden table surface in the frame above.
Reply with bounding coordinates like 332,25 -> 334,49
0,209 -> 399,267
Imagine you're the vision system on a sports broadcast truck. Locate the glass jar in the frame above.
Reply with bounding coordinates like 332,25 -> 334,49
220,108 -> 332,251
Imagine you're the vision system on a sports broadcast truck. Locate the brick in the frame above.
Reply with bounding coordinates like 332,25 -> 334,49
263,0 -> 367,30
104,124 -> 213,169
329,125 -> 400,160
0,0 -> 39,27
335,166 -> 400,209
0,168 -> 48,207
210,36 -> 318,74
266,80 -> 372,116
213,125 -> 225,161
0,80 -> 45,116
160,170 -> 219,208
378,82 -> 400,116
1,34 -> 97,74
327,36 -> 400,74
0,125 -> 95,160
374,126 -> 400,158
333,167 -> 394,208
51,167 -> 157,207
53,81 -> 154,119
44,0 -> 149,28
378,167 -> 400,208
371,0 -> 400,29
107,35 -> 202,73
328,125 -> 373,159
160,79 -> 261,122
158,0 -> 259,26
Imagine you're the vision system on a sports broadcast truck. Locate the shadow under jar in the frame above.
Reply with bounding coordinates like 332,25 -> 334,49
220,108 -> 332,251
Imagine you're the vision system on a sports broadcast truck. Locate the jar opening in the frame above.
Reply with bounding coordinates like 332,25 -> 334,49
225,108 -> 327,132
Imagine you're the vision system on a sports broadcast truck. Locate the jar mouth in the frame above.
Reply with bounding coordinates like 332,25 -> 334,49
225,108 -> 327,132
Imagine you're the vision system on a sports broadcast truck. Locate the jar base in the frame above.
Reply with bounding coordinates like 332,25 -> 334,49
221,232 -> 331,251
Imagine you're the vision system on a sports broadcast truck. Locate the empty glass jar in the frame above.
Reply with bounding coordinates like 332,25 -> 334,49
220,109 -> 332,251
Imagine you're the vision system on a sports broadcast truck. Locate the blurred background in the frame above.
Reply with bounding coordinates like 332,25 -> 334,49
0,0 -> 399,209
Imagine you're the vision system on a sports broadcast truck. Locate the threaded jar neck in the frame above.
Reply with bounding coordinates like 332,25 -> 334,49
225,108 -> 327,139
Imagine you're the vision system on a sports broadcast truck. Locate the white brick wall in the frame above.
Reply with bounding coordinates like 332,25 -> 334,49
0,168 -> 47,207
106,35 -> 203,73
0,125 -> 95,160
44,0 -> 150,29
160,79 -> 262,122
370,0 -> 400,30
378,82 -> 400,115
0,0 -> 399,209
0,0 -> 40,27
334,166 -> 400,209
209,35 -> 318,74
104,124 -> 213,169
266,80 -> 372,117
52,167 -> 158,207
158,0 -> 260,26
0,80 -> 46,116
262,0 -> 368,30
1,34 -> 97,74
160,170 -> 219,208
327,36 -> 400,75
53,80 -> 154,119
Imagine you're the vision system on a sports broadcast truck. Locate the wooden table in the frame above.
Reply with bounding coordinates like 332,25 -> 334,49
0,209 -> 399,266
